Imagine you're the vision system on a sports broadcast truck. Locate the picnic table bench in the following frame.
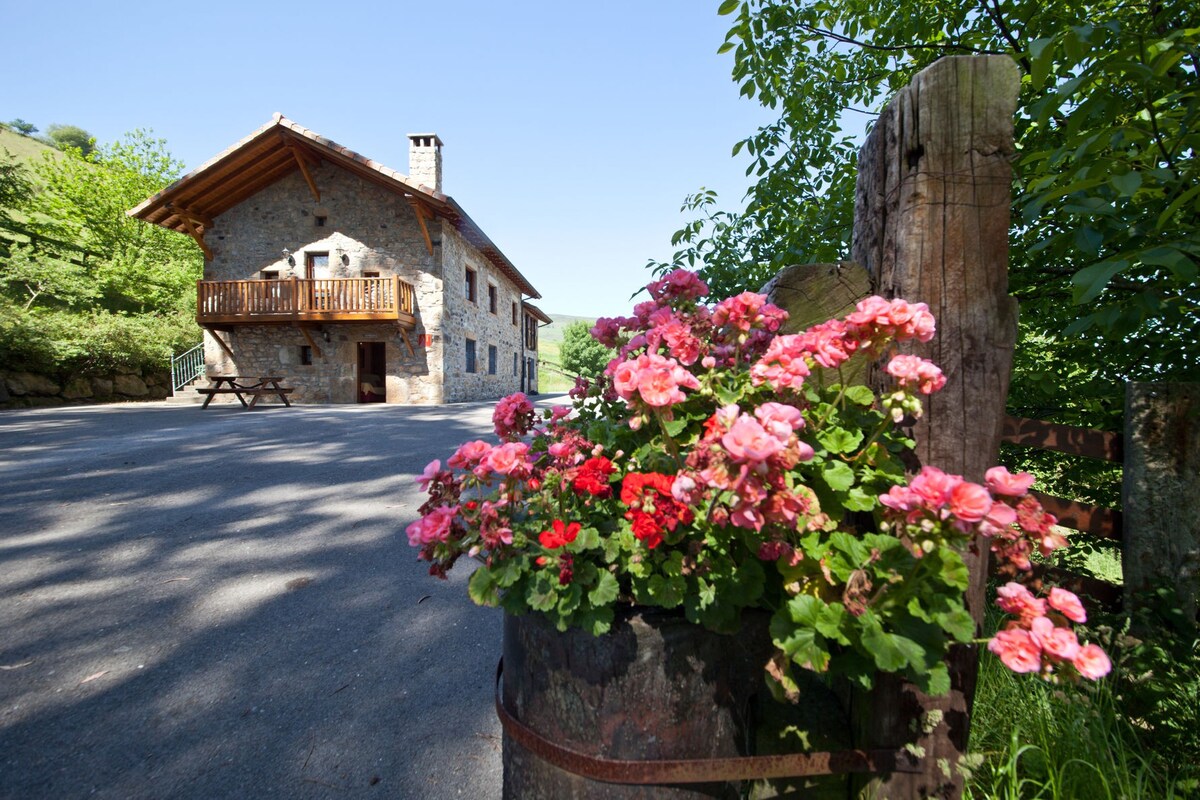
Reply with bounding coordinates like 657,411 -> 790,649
197,376 -> 294,409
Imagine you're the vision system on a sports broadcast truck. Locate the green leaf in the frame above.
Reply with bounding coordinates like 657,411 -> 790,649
646,575 -> 684,608
574,526 -> 601,551
821,460 -> 855,492
1070,259 -> 1129,304
717,0 -> 740,15
587,570 -> 619,606
920,663 -> 952,696
1110,170 -> 1142,197
662,415 -> 688,437
860,614 -> 924,672
468,567 -> 499,606
933,607 -> 976,643
817,426 -> 863,454
493,558 -> 524,589
557,582 -> 582,616
842,385 -> 875,406
527,573 -> 558,612
842,487 -> 877,512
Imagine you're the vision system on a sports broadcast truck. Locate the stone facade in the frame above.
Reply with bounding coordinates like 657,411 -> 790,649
200,154 -> 532,405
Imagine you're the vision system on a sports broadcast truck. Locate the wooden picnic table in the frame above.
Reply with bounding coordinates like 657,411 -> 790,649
197,375 -> 294,409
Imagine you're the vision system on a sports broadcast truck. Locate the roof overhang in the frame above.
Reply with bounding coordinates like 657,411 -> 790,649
128,114 -> 540,299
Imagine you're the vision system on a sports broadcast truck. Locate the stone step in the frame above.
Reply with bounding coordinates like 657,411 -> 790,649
166,385 -> 206,404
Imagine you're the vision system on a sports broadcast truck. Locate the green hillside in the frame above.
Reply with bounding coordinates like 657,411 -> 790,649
0,128 -> 60,172
537,314 -> 597,394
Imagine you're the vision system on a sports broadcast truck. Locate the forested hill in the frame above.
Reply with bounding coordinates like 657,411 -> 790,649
0,122 -> 203,400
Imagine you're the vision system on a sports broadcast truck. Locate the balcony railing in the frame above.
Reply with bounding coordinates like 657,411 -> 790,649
197,277 -> 416,326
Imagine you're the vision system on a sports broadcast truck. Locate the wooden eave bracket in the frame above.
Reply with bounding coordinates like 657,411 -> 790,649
202,326 -> 235,358
407,197 -> 436,257
397,326 -> 415,356
177,214 -> 214,260
297,325 -> 324,359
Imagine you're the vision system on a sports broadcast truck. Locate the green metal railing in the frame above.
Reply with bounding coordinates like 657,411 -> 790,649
170,343 -> 205,394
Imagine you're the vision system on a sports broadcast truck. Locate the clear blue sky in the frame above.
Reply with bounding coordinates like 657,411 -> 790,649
4,1 -> 779,318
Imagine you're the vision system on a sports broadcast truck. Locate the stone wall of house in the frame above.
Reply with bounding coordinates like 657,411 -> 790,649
437,220 -> 527,403
202,164 -> 446,403
1,369 -> 170,407
203,323 -> 438,404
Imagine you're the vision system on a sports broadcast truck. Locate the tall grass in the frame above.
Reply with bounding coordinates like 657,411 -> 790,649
966,601 -> 1200,799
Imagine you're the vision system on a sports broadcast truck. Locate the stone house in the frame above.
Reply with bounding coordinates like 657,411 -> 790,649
129,114 -> 543,404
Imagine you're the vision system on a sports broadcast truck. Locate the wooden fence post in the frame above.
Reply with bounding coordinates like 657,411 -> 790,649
850,55 -> 1020,797
1123,383 -> 1200,627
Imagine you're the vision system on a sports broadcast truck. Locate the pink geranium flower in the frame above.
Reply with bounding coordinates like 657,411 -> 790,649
1047,587 -> 1087,623
405,505 -> 459,546
722,415 -> 784,464
448,440 -> 492,469
948,481 -> 993,523
1073,644 -> 1112,680
988,628 -> 1042,673
995,582 -> 1048,621
1030,617 -> 1081,662
885,354 -> 947,395
416,459 -> 441,491
486,441 -> 531,476
986,466 -> 1036,496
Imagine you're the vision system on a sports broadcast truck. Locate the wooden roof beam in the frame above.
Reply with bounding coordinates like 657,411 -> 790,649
165,203 -> 214,229
281,134 -> 320,202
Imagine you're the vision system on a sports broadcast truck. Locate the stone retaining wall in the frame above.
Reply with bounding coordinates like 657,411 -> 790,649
1,369 -> 171,408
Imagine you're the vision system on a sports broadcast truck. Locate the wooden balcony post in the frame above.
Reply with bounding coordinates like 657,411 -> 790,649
291,276 -> 302,317
393,275 -> 402,318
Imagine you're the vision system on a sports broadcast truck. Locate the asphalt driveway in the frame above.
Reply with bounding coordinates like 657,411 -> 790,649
0,398 -> 563,799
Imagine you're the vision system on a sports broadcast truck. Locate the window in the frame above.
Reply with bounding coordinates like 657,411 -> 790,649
512,301 -> 518,325
315,215 -> 327,227
465,268 -> 477,303
488,345 -> 497,375
488,284 -> 498,314
465,338 -> 477,373
300,345 -> 313,365
513,352 -> 518,376
261,269 -> 279,280
362,271 -> 380,278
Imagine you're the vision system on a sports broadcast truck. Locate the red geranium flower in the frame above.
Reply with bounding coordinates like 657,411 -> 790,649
538,519 -> 580,549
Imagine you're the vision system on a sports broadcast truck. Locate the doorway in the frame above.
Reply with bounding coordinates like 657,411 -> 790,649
357,342 -> 386,403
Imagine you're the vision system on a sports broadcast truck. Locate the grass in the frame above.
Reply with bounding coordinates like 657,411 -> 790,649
965,599 -> 1200,800
536,313 -> 597,395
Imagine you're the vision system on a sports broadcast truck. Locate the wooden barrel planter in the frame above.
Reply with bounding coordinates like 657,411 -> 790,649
499,606 -> 772,799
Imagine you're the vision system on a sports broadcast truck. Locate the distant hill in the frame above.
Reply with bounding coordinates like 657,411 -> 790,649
0,127 -> 60,172
537,313 -> 598,393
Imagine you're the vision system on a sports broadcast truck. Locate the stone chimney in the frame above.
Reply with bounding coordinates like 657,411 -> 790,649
407,133 -> 444,193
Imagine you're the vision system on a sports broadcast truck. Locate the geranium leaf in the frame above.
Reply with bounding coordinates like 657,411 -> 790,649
842,385 -> 876,406
527,573 -> 558,612
574,526 -> 601,551
933,607 -> 976,643
468,566 -> 499,606
587,570 -> 619,606
493,558 -> 524,588
918,663 -> 951,696
821,460 -> 855,491
817,426 -> 863,454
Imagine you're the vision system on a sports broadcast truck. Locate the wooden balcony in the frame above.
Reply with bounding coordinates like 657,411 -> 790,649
196,277 -> 416,327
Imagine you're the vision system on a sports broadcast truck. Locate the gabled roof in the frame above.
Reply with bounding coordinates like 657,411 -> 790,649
128,114 -> 540,298
522,302 -> 553,325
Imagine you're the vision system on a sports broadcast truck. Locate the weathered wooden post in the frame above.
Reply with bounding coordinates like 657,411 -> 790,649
851,55 -> 1020,797
1123,383 -> 1200,627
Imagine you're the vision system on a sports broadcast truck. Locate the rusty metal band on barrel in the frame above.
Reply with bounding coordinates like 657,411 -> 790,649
494,659 -> 920,784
